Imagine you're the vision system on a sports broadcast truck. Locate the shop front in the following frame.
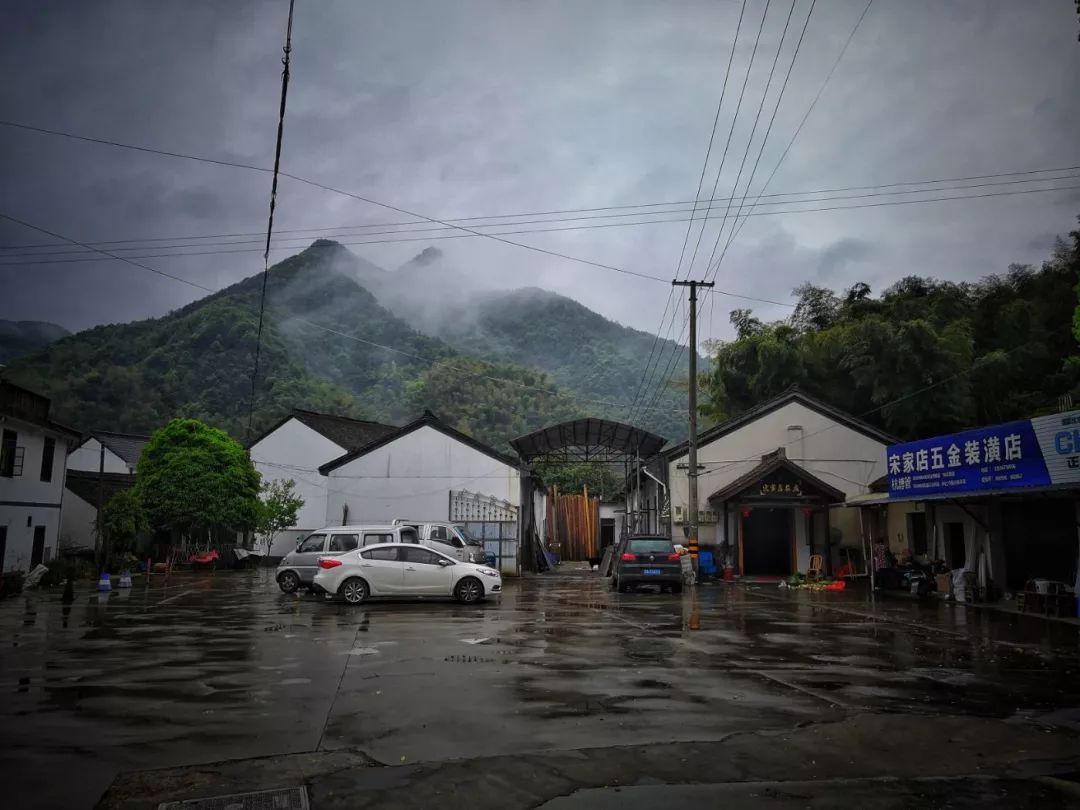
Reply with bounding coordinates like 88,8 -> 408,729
708,449 -> 845,578
861,409 -> 1080,602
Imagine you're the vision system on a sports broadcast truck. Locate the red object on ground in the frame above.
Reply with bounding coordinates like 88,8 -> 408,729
189,549 -> 220,565
723,565 -> 735,581
825,581 -> 847,591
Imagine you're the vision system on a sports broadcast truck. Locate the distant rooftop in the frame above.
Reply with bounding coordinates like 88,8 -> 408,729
91,431 -> 151,467
291,409 -> 398,452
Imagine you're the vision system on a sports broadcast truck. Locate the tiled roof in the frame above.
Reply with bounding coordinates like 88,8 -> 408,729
291,410 -> 398,452
93,431 -> 150,466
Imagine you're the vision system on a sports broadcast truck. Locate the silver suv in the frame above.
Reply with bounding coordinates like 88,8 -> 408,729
276,524 -> 419,593
392,520 -> 488,564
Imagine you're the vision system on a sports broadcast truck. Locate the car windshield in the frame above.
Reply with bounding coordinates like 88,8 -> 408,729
628,538 -> 674,554
454,525 -> 483,546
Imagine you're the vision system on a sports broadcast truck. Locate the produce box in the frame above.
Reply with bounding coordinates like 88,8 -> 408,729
935,573 -> 952,596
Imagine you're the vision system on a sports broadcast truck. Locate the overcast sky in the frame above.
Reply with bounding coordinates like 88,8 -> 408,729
1,0 -> 1078,346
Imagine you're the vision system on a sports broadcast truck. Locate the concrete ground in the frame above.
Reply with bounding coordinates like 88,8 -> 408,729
1,570 -> 1079,809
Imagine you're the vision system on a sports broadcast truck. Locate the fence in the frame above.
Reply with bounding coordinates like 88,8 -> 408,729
450,490 -> 519,575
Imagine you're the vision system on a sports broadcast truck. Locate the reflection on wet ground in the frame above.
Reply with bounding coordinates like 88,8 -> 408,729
2,569 -> 1079,809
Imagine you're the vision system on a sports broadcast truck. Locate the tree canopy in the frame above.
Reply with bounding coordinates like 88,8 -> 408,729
701,221 -> 1080,440
135,418 -> 261,541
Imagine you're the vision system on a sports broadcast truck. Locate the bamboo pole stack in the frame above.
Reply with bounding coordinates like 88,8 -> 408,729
551,486 -> 600,561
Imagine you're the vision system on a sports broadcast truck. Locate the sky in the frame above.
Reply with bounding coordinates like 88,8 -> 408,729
1,0 -> 1078,348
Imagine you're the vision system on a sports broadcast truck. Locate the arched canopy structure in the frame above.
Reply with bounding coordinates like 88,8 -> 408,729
510,418 -> 667,464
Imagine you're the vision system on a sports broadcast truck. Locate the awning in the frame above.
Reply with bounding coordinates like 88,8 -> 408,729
706,451 -> 845,504
845,481 -> 1080,507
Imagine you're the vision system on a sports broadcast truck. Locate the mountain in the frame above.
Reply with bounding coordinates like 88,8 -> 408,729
0,320 -> 70,365
3,242 -> 580,449
320,243 -> 694,440
434,287 -> 692,441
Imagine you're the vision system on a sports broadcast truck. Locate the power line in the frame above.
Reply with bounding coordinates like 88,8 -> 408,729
637,0 -> 802,422
707,0 -> 817,280
5,160 -> 1076,254
247,0 -> 296,443
3,181 -> 1075,283
630,0 -> 747,426
0,212 -> 684,416
682,0 -> 774,283
673,0 -> 748,282
713,0 -> 876,277
630,0 -> 774,427
4,172 -> 1078,263
707,0 -> 801,283
0,118 -> 667,284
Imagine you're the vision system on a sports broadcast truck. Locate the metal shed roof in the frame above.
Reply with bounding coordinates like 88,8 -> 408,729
510,418 -> 667,462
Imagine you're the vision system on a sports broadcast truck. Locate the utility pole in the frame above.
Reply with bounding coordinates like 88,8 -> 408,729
95,436 -> 105,572
672,279 -> 714,575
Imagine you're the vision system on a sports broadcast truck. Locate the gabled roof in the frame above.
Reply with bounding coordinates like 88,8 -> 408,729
64,469 -> 136,504
88,431 -> 150,467
249,409 -> 397,452
319,410 -> 518,474
665,387 -> 897,460
706,450 -> 845,503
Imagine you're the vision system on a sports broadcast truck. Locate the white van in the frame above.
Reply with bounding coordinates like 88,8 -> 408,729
392,519 -> 488,564
276,524 -> 419,593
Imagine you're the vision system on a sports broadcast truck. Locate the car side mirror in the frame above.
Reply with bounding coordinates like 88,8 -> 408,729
296,541 -> 303,551
437,559 -> 453,567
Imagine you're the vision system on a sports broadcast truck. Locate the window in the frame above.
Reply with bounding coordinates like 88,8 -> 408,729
430,525 -> 447,541
297,533 -> 326,553
362,547 -> 400,561
328,533 -> 359,552
403,546 -> 443,566
40,437 -> 55,482
1,430 -> 17,477
628,538 -> 675,554
363,533 -> 394,546
399,528 -> 419,544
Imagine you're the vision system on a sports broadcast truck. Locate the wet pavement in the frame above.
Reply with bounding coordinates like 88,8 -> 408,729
1,570 -> 1079,809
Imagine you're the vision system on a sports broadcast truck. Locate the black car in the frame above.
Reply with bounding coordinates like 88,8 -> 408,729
611,535 -> 683,593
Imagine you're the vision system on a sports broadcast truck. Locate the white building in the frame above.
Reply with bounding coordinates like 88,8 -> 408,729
646,389 -> 892,577
59,470 -> 136,553
248,409 -> 398,556
0,380 -> 80,572
320,411 -> 524,572
68,431 -> 149,474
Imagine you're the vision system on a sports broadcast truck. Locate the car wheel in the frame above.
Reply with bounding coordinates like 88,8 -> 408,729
341,578 -> 369,605
277,571 -> 300,594
455,577 -> 483,604
672,584 -> 683,595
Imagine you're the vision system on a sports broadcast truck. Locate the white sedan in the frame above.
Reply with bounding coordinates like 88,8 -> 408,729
312,543 -> 502,605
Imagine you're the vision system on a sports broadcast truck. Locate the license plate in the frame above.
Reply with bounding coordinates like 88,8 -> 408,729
643,568 -> 662,576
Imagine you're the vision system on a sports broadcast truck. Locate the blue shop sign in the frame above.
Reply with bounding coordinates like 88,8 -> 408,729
887,410 -> 1080,497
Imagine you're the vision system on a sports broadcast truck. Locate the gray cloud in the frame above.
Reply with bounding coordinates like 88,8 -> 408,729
0,0 -> 1076,349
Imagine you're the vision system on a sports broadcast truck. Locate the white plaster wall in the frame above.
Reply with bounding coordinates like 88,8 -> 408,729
325,425 -> 519,525
249,417 -> 345,534
0,418 -> 69,570
59,491 -> 97,551
1,506 -> 61,572
68,438 -> 130,474
666,402 -> 887,545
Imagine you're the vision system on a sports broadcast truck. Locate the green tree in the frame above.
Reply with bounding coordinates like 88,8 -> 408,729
135,418 -> 261,546
535,461 -> 621,497
256,479 -> 304,550
98,489 -> 148,556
